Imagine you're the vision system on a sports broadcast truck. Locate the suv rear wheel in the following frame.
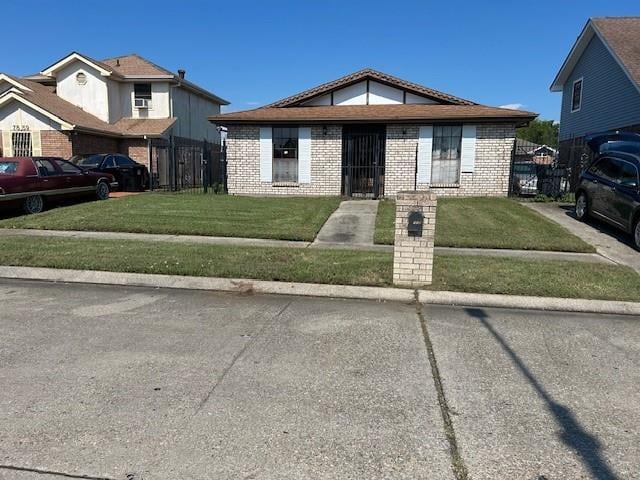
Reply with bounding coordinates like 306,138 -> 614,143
23,195 -> 44,214
633,216 -> 640,251
575,192 -> 589,221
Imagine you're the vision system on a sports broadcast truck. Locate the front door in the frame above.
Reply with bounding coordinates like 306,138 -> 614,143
342,125 -> 386,198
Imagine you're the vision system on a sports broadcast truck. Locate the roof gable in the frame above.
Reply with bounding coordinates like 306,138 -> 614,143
41,52 -> 117,78
268,68 -> 477,107
551,17 -> 640,93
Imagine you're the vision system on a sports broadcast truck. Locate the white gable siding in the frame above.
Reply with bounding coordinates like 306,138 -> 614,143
0,102 -> 61,131
301,94 -> 332,106
405,92 -> 437,104
368,81 -> 403,104
107,79 -> 122,123
56,60 -> 109,122
334,82 -> 367,105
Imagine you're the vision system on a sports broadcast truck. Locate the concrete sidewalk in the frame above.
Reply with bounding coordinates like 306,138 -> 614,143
313,200 -> 379,247
0,227 -> 615,264
526,202 -> 640,273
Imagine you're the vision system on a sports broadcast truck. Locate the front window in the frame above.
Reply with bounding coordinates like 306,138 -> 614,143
431,125 -> 462,184
134,83 -> 152,109
272,127 -> 298,183
74,154 -> 105,167
54,159 -> 82,174
12,130 -> 32,156
571,78 -> 582,112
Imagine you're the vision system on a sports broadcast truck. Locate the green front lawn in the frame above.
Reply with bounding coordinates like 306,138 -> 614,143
0,236 -> 637,301
375,197 -> 594,253
0,193 -> 342,242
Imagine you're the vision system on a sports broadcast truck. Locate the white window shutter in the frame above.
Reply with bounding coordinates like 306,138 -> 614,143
417,125 -> 433,184
298,127 -> 311,184
31,131 -> 42,156
259,127 -> 272,182
461,125 -> 477,173
2,130 -> 12,157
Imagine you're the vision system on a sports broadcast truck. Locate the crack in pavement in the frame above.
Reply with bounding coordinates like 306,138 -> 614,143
415,293 -> 469,480
192,299 -> 294,415
0,464 -> 116,480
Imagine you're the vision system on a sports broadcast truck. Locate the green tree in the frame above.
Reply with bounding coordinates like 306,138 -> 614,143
516,119 -> 559,147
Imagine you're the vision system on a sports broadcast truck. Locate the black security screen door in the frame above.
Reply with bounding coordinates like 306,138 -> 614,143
342,125 -> 386,198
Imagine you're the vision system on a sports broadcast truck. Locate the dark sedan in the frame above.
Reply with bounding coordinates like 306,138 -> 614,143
0,157 -> 116,214
71,153 -> 149,191
575,131 -> 640,250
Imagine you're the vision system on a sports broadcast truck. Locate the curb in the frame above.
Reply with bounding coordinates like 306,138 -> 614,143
0,266 -> 638,316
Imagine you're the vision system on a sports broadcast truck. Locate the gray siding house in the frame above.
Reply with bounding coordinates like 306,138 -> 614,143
551,17 -> 640,170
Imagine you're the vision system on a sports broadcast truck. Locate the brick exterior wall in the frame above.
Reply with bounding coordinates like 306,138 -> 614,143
225,123 -> 515,197
71,133 -> 119,157
40,130 -> 73,158
393,190 -> 437,287
385,124 -> 516,197
121,139 -> 150,167
226,125 -> 342,195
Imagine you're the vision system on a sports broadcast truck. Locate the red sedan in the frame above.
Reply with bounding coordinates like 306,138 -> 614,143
0,157 -> 117,214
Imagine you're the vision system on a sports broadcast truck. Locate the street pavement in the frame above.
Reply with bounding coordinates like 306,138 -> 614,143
0,279 -> 638,479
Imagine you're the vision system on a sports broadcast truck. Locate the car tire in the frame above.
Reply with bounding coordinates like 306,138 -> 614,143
22,195 -> 44,214
575,192 -> 589,221
633,216 -> 640,251
96,181 -> 110,200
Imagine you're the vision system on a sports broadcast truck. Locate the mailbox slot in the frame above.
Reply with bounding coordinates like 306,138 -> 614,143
407,211 -> 424,237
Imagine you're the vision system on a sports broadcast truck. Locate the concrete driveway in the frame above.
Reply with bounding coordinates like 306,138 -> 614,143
526,202 -> 640,273
1,280 -> 639,479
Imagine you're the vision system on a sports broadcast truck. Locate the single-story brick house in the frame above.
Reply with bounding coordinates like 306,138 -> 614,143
209,69 -> 536,197
0,52 -> 228,166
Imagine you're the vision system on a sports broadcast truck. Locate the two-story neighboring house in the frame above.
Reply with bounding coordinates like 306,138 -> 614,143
551,17 -> 640,173
0,52 -> 228,165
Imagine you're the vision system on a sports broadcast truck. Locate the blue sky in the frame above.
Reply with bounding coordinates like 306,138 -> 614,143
2,0 -> 639,120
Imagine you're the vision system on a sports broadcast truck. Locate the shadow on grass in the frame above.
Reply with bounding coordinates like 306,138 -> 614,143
464,307 -> 618,480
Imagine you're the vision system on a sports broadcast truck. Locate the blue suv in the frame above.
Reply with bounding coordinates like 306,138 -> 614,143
575,131 -> 640,250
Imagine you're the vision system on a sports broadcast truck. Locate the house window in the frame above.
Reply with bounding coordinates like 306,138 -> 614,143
571,78 -> 582,112
272,127 -> 298,183
76,72 -> 87,85
134,83 -> 152,109
431,125 -> 462,184
11,131 -> 32,157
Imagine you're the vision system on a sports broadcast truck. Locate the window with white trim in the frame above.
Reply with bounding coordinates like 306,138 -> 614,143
11,131 -> 32,156
134,83 -> 152,109
272,127 -> 298,183
431,125 -> 462,184
571,78 -> 582,112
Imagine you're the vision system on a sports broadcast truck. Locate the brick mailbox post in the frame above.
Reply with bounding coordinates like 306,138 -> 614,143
393,190 -> 437,287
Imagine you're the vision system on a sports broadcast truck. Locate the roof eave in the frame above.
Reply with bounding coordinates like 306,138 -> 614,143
209,115 -> 536,126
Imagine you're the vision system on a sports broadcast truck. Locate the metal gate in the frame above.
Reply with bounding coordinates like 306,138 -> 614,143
342,125 -> 386,198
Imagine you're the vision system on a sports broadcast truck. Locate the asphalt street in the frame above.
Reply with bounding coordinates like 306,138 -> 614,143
0,279 -> 638,479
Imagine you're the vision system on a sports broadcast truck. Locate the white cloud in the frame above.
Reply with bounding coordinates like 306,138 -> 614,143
245,101 -> 260,106
499,103 -> 524,110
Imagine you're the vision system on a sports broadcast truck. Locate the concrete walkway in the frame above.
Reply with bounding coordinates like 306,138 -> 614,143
313,200 -> 379,247
0,227 -> 616,264
525,202 -> 640,273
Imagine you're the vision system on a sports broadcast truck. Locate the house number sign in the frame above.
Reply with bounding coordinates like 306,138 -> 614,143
11,125 -> 30,132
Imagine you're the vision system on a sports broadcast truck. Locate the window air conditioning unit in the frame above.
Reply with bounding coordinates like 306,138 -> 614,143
134,98 -> 150,109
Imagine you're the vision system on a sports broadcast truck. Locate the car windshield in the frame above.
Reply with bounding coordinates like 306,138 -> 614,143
74,155 -> 104,167
0,161 -> 18,175
514,163 -> 536,175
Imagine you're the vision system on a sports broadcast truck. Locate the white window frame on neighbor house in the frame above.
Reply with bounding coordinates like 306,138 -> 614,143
571,77 -> 583,113
134,83 -> 153,110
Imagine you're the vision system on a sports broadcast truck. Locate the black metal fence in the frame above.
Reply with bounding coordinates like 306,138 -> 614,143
149,137 -> 226,193
509,139 -> 570,198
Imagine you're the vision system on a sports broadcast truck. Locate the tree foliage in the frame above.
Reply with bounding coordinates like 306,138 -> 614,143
516,119 -> 559,147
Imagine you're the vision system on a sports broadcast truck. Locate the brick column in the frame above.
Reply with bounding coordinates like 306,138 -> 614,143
393,190 -> 437,287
